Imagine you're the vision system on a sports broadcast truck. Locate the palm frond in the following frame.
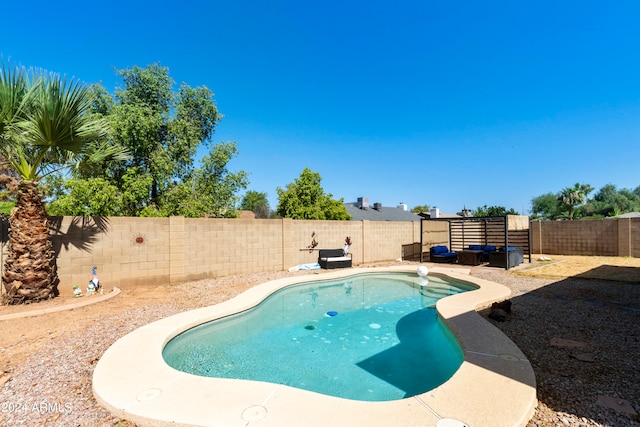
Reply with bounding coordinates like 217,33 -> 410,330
66,140 -> 131,177
18,71 -> 109,153
0,67 -> 113,182
0,60 -> 28,133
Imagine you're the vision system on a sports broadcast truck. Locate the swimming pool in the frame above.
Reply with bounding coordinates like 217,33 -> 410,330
93,266 -> 537,427
163,273 -> 475,401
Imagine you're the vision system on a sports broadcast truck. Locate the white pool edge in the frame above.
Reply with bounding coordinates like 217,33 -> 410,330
92,266 -> 536,427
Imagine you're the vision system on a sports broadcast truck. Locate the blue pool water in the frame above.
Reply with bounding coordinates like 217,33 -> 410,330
162,272 -> 475,401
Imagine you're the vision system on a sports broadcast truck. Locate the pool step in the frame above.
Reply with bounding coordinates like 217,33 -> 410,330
419,285 -> 463,299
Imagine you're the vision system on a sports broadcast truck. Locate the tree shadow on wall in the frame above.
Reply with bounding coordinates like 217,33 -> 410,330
476,265 -> 640,426
401,242 -> 422,261
48,216 -> 110,255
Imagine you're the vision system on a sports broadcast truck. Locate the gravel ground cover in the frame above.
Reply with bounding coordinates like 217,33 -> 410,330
0,258 -> 639,426
473,266 -> 640,427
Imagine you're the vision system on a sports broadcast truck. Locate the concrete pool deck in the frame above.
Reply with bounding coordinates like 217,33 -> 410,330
92,266 -> 536,427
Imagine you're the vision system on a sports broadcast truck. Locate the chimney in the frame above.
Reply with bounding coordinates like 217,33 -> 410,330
430,207 -> 440,218
357,197 -> 369,209
397,202 -> 407,211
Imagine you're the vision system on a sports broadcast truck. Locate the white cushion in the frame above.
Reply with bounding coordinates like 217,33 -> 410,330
321,256 -> 351,262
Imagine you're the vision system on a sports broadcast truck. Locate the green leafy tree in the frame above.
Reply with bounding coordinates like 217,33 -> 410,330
46,167 -> 152,217
240,190 -> 271,218
472,205 -> 519,217
581,183 -> 640,218
0,63 -> 126,303
51,63 -> 247,217
557,183 -> 593,220
119,167 -> 155,215
533,183 -> 640,220
156,141 -> 249,218
47,178 -> 122,216
618,188 -> 640,213
531,193 -> 563,220
276,168 -> 350,220
105,63 -> 220,204
411,204 -> 430,214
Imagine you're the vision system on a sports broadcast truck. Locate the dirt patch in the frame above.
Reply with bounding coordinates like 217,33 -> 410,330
0,268 -> 333,377
513,254 -> 640,282
0,287 -> 159,374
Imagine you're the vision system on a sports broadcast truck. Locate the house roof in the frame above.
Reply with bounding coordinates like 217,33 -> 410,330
344,202 -> 421,222
237,210 -> 256,219
416,212 -> 463,219
615,212 -> 640,218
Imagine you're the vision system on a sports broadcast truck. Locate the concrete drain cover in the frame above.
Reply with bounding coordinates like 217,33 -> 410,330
136,388 -> 162,401
499,354 -> 520,362
437,419 -> 468,427
242,405 -> 268,421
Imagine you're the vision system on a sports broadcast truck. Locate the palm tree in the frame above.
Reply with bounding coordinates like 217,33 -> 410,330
558,182 -> 594,220
0,63 -> 117,304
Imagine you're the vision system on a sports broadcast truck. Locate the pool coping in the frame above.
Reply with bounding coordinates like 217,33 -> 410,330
92,266 -> 536,427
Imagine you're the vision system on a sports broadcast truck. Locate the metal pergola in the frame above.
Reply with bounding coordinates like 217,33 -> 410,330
420,216 -> 531,269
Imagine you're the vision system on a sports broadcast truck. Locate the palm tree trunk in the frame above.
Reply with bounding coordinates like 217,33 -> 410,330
2,181 -> 58,304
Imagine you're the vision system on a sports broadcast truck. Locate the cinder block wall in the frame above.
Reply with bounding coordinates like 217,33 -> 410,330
530,218 -> 640,256
363,220 -> 421,263
1,216 -> 420,294
421,221 -> 450,248
632,219 -> 640,258
48,216 -> 173,289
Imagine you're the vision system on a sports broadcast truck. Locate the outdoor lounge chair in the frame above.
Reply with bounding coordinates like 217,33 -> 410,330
318,249 -> 352,269
430,245 -> 457,263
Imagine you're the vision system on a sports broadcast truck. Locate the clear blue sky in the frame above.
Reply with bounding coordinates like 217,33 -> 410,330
3,1 -> 639,214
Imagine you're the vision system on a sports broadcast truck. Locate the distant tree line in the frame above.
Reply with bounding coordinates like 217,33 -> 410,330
410,182 -> 640,221
410,203 -> 519,217
471,205 -> 519,217
531,182 -> 640,220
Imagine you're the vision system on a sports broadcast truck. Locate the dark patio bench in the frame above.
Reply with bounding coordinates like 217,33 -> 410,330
429,245 -> 458,263
318,249 -> 352,269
